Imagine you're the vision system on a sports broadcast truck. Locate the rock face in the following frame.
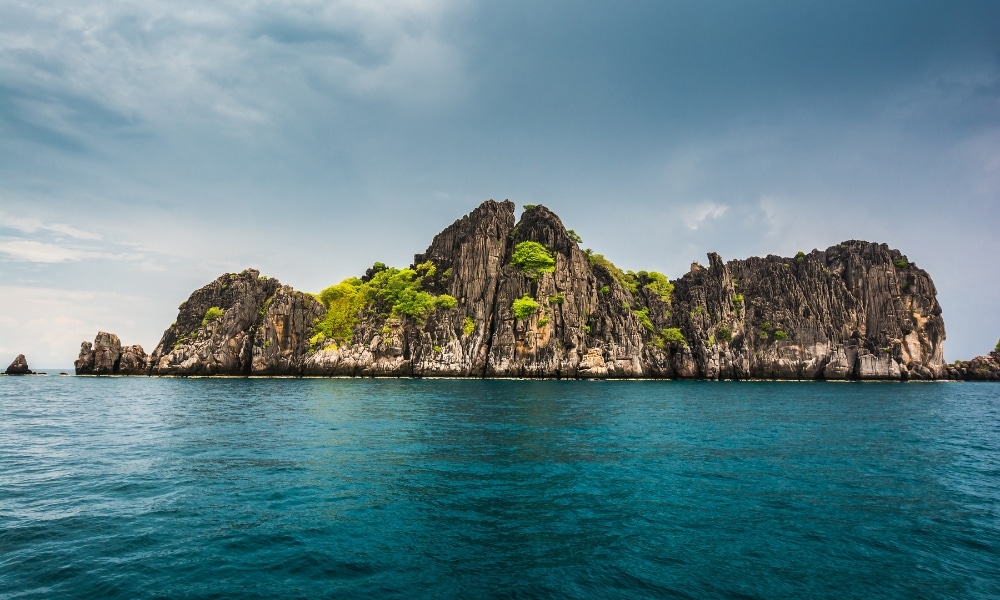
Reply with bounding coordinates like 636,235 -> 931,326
148,269 -> 324,376
5,354 -> 33,375
75,332 -> 148,375
651,242 -> 948,381
78,200 -> 958,380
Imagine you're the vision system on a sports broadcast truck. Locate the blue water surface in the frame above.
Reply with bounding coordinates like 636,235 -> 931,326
1,378 -> 998,599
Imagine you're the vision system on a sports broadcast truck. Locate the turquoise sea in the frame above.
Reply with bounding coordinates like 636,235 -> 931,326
1,378 -> 998,599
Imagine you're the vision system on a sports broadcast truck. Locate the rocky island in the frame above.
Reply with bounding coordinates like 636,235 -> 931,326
5,354 -> 34,375
75,200 -> 993,380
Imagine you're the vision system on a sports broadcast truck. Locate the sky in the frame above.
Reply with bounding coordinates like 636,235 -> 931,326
2,0 -> 999,367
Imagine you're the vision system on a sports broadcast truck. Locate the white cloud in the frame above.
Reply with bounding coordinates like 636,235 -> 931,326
0,240 -> 85,263
0,214 -> 103,240
682,201 -> 728,230
0,238 -> 148,264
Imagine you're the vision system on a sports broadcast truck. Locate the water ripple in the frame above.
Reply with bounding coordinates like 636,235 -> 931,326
1,378 -> 998,598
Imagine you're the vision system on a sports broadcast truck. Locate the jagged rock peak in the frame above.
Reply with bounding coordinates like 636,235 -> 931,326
148,269 -> 323,376
5,354 -> 33,375
414,199 -> 516,271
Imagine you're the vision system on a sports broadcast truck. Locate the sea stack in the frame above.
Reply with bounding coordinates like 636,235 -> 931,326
75,332 -> 148,375
5,354 -> 34,375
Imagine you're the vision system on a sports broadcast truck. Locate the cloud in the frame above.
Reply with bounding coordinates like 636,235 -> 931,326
0,0 -> 467,151
682,202 -> 728,230
0,240 -> 86,263
1,214 -> 102,240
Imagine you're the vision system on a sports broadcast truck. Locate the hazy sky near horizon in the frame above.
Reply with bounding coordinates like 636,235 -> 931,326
2,0 -> 999,365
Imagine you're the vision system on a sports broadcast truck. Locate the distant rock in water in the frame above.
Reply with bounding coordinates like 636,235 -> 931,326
75,332 -> 148,375
77,200 -> 963,380
948,340 -> 1000,381
5,354 -> 34,375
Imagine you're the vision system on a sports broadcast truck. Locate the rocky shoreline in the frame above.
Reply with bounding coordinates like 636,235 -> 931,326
71,200 -> 998,381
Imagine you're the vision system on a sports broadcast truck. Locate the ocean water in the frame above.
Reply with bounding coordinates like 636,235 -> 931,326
1,378 -> 998,599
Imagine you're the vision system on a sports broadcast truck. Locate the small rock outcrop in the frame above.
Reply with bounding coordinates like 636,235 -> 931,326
75,200 -> 969,380
75,332 -> 148,375
948,341 -> 1000,381
5,354 -> 34,375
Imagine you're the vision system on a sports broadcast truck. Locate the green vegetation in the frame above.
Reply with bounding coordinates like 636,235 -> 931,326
202,306 -> 224,325
732,294 -> 744,311
312,261 -> 456,349
549,293 -> 565,305
707,334 -> 715,346
774,329 -> 789,340
632,307 -> 654,332
511,295 -> 540,320
312,280 -> 366,348
258,297 -> 272,317
599,285 -> 610,295
463,317 -> 475,336
691,305 -> 706,317
567,229 -> 583,244
643,272 -> 674,304
434,294 -> 457,310
415,260 -> 437,278
717,325 -> 733,343
538,316 -> 550,327
994,338 -> 1000,354
433,345 -> 442,353
523,204 -> 537,211
366,266 -> 439,320
511,241 -> 556,278
796,251 -> 806,263
894,258 -> 909,269
587,253 -> 636,292
660,327 -> 686,345
583,324 -> 591,334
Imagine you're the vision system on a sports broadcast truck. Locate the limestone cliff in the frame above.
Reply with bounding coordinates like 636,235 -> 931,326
76,200 -> 956,380
147,269 -> 323,376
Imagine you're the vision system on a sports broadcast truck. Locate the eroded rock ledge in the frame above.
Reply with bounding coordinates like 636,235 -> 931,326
76,200 -> 977,380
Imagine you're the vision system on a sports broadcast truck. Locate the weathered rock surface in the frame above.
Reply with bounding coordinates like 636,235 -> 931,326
948,343 -> 1000,381
148,269 -> 324,376
75,332 -> 148,375
78,200 -> 965,380
654,242 -> 948,381
5,354 -> 33,375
